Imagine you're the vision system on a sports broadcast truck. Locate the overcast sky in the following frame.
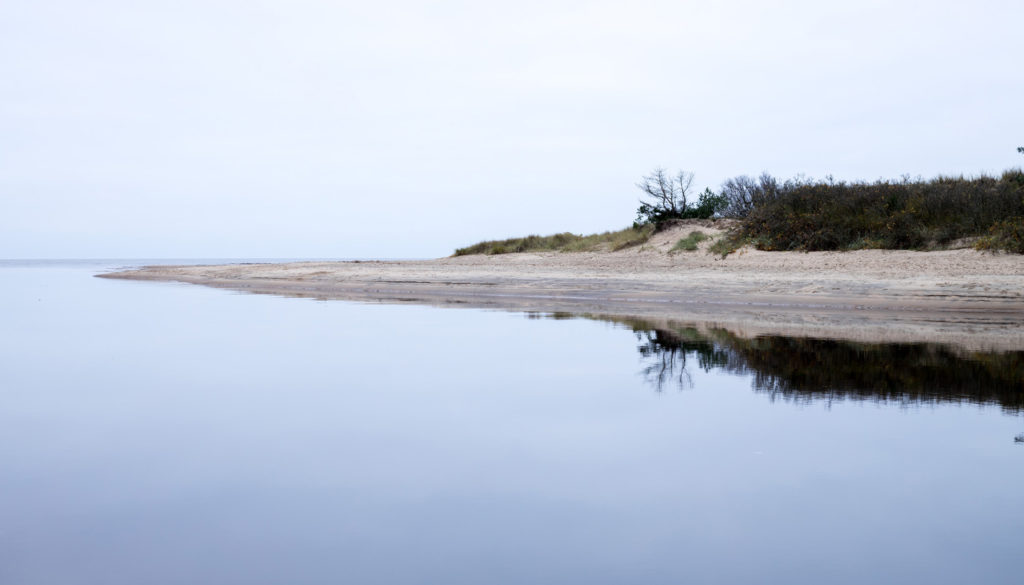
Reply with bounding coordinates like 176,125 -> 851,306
2,0 -> 1022,258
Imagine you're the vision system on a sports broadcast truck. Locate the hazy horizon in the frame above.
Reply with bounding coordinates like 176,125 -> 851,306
3,0 -> 1022,258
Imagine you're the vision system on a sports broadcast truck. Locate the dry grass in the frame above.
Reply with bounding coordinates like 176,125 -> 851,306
453,225 -> 654,256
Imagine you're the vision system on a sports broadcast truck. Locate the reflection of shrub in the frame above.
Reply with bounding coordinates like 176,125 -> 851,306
593,314 -> 1024,411
671,231 -> 709,252
975,217 -> 1024,254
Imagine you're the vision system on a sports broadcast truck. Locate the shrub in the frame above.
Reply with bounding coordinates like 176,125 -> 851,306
692,188 -> 729,220
733,171 -> 1024,252
975,217 -> 1024,254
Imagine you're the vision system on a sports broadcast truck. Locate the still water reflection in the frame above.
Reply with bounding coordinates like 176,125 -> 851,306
1,261 -> 1022,585
538,314 -> 1024,412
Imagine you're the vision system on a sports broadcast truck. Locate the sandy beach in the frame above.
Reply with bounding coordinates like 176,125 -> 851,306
99,222 -> 1024,350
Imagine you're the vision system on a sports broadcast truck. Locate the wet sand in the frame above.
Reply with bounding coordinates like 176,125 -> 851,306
99,222 -> 1024,350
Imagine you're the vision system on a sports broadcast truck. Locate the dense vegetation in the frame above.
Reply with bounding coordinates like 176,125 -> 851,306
718,170 -> 1024,253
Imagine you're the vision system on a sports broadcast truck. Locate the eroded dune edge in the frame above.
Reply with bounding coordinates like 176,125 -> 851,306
99,222 -> 1024,351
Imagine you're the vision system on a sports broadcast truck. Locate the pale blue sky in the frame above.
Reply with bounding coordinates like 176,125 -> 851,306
2,0 -> 1022,258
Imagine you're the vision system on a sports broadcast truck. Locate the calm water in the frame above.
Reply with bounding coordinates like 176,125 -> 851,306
1,261 -> 1022,585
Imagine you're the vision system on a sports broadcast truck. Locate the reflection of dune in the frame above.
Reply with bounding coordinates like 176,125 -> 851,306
545,313 -> 1024,413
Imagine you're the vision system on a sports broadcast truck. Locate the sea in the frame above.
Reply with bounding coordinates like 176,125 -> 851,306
1,259 -> 1022,585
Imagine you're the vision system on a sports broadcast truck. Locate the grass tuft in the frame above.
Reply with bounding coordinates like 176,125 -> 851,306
453,225 -> 654,256
670,231 -> 710,252
708,233 -> 747,258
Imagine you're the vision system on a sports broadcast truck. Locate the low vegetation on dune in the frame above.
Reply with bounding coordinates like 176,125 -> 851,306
452,224 -> 655,256
723,169 -> 1024,253
670,230 -> 709,252
975,216 -> 1024,254
454,148 -> 1024,256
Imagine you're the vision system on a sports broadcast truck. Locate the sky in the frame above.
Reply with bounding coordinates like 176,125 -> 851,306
2,0 -> 1022,258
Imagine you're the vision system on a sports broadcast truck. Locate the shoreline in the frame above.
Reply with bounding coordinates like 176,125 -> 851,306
98,223 -> 1024,351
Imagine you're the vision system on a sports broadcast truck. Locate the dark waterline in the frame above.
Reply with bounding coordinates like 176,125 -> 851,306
1,261 -> 1021,585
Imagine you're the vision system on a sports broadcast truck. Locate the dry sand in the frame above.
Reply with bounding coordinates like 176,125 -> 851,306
99,221 -> 1024,351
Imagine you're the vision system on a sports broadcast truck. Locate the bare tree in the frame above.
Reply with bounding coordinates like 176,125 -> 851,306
719,172 -> 790,218
636,330 -> 693,392
635,168 -> 695,223
719,175 -> 758,219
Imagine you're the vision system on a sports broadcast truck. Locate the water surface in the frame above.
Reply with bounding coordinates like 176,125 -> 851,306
1,261 -> 1021,584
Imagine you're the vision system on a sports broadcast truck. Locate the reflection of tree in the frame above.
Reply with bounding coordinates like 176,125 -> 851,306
635,328 -> 738,391
533,313 -> 1024,412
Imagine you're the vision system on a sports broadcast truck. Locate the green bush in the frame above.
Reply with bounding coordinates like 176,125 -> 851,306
671,231 -> 710,252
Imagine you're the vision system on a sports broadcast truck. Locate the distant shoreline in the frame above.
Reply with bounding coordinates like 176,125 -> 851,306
99,221 -> 1024,351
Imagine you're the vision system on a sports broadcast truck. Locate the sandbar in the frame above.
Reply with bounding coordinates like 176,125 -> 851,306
99,222 -> 1024,351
